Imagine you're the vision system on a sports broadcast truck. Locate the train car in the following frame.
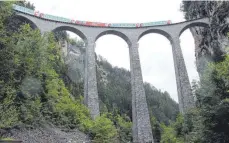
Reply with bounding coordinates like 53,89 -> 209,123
104,21 -> 171,28
105,23 -> 111,27
136,23 -> 143,27
94,22 -> 107,27
75,20 -> 84,25
13,4 -> 34,16
84,21 -> 107,27
142,20 -> 169,27
108,23 -> 138,28
167,20 -> 172,24
34,11 -> 39,16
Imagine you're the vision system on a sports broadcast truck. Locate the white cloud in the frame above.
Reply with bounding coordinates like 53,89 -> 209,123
28,0 -> 199,102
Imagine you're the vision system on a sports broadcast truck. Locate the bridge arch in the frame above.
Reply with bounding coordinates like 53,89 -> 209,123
179,21 -> 209,37
138,29 -> 173,43
138,29 -> 177,102
52,26 -> 88,44
13,14 -> 38,30
95,30 -> 131,47
95,30 -> 130,70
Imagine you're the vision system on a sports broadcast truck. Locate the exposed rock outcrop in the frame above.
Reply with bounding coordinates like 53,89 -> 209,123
60,40 -> 85,84
181,1 -> 229,76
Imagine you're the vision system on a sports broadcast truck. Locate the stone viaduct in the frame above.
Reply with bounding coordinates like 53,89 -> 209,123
14,10 -> 210,143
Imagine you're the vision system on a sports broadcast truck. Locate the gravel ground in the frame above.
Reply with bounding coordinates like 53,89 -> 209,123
2,125 -> 91,143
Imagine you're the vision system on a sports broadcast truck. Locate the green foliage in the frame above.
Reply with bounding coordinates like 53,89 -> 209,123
109,113 -> 132,143
160,114 -> 189,143
97,59 -> 179,125
90,114 -> 118,143
173,114 -> 184,137
15,0 -> 35,10
196,55 -> 229,143
0,2 -> 13,45
0,2 -> 13,21
115,114 -> 132,142
160,51 -> 229,143
160,122 -> 184,143
151,116 -> 161,143
54,31 -> 85,48
0,2 -> 21,128
96,57 -> 179,142
0,137 -> 14,140
1,23 -> 61,126
183,109 -> 204,143
145,84 -> 179,124
67,37 -> 85,47
45,77 -> 91,129
0,86 -> 19,128
19,96 -> 42,125
54,31 -> 68,42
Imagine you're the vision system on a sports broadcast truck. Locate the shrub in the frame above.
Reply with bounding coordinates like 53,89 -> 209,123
90,114 -> 118,143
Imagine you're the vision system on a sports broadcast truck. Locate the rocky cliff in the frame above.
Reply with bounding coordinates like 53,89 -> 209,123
181,1 -> 229,75
60,40 -> 85,84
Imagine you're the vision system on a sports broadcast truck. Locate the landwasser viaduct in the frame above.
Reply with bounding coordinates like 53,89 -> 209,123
13,5 -> 212,143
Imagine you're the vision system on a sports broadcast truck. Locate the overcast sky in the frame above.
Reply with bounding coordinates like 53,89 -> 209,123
28,0 -> 199,102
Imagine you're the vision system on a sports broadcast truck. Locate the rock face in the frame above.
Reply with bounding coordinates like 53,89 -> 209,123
60,40 -> 85,84
190,27 -> 212,75
181,1 -> 229,76
96,55 -> 110,86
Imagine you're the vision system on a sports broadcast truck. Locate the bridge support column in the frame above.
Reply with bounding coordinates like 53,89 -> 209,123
171,36 -> 195,114
129,41 -> 154,143
84,40 -> 100,119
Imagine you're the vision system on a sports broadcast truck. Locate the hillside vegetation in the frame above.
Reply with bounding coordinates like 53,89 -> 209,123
0,1 -> 179,143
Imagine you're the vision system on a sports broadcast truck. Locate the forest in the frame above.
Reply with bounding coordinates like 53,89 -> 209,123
0,1 -> 229,143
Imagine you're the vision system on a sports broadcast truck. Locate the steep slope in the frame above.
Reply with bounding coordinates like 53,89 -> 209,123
181,1 -> 229,75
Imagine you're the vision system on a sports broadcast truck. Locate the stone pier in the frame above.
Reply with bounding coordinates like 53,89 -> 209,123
171,36 -> 195,114
84,40 -> 100,119
129,41 -> 154,143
